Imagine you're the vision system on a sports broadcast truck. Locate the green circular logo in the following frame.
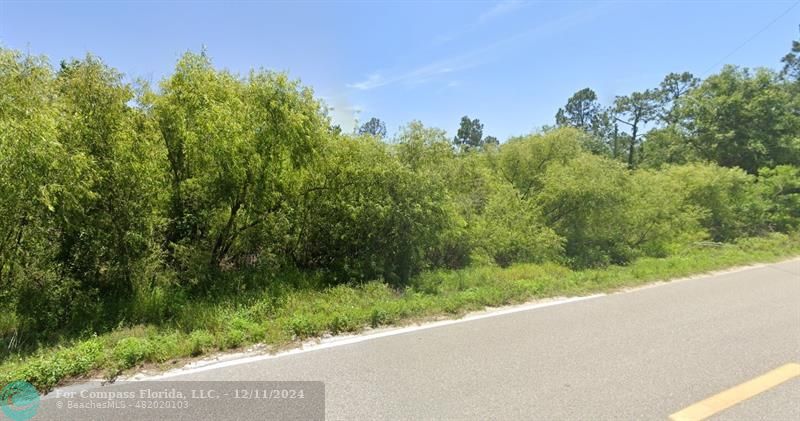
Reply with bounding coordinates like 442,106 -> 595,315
0,381 -> 40,421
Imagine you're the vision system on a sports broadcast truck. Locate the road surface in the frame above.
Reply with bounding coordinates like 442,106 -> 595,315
37,259 -> 799,420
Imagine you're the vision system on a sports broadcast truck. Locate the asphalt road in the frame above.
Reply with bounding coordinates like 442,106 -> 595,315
36,259 -> 799,420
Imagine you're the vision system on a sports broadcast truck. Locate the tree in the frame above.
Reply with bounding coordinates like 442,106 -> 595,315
155,52 -> 329,278
657,72 -> 699,125
679,65 -> 800,173
394,121 -> 453,171
758,165 -> 800,232
663,164 -> 766,241
493,128 -> 584,199
537,153 -> 632,267
469,179 -> 562,267
483,135 -> 499,146
292,135 -> 455,285
53,55 -> 168,304
357,117 -> 387,138
639,126 -> 696,168
780,39 -> 800,82
453,116 -> 484,151
555,88 -> 600,131
0,49 -> 76,330
591,108 -> 618,158
614,90 -> 659,168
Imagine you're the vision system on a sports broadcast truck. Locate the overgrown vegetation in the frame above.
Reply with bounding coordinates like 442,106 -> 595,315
1,40 -> 799,391
1,233 -> 798,392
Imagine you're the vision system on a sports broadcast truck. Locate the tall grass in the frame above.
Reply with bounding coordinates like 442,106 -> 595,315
2,233 -> 798,392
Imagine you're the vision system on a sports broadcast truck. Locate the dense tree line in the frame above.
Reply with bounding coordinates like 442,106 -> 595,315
1,42 -> 798,339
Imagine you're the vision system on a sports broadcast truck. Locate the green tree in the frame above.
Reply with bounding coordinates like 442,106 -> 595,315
657,72 -> 699,125
663,163 -> 766,241
0,49 -> 84,332
54,56 -> 168,304
758,165 -> 800,232
483,135 -> 499,146
555,88 -> 600,131
357,117 -> 387,138
394,121 -> 453,171
453,116 -> 484,152
469,179 -> 563,267
780,39 -> 800,82
639,126 -> 697,168
492,128 -> 584,199
292,135 -> 455,285
537,154 -> 631,267
614,90 -> 659,168
679,66 -> 800,173
155,52 -> 329,280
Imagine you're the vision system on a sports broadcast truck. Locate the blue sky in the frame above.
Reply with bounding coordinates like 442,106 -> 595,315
1,1 -> 798,139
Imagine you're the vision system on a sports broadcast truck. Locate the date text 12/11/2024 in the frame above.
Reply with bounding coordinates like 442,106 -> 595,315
32,381 -> 325,421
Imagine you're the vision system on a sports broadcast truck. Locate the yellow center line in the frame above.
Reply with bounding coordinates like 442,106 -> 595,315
669,362 -> 800,421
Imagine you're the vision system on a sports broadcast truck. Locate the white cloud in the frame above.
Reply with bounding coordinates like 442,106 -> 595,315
479,0 -> 526,23
347,59 -> 474,91
346,73 -> 385,90
346,3 -> 607,92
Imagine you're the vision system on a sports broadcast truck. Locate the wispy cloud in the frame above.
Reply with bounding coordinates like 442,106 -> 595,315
434,1 -> 528,47
479,0 -> 526,23
347,3 -> 607,92
347,60 -> 473,91
346,74 -> 384,91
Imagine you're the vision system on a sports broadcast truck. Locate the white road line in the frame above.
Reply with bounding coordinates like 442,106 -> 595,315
144,294 -> 604,381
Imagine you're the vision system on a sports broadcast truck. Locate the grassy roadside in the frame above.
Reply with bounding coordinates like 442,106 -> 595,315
2,233 -> 798,393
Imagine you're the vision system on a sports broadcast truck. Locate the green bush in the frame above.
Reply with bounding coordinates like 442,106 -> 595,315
291,135 -> 456,286
188,330 -> 215,356
112,337 -> 152,370
758,165 -> 800,231
469,180 -> 563,266
663,163 -> 766,241
537,154 -> 632,267
2,45 -> 799,384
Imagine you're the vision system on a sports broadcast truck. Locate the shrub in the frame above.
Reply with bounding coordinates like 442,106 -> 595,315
112,337 -> 152,369
758,165 -> 800,232
537,154 -> 632,267
663,163 -> 766,241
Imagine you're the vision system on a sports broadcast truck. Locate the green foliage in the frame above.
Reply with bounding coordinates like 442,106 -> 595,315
0,49 -> 168,335
112,337 -> 152,369
453,115 -> 485,152
537,154 -> 632,266
291,135 -> 454,285
156,52 -> 329,283
758,165 -> 800,232
679,66 -> 800,173
780,39 -> 800,82
357,117 -> 387,138
53,55 -> 168,312
492,128 -> 584,198
555,87 -> 601,131
663,163 -> 766,241
1,46 -> 799,390
4,232 -> 798,393
624,169 -> 705,256
469,180 -> 563,267
640,126 -> 697,167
